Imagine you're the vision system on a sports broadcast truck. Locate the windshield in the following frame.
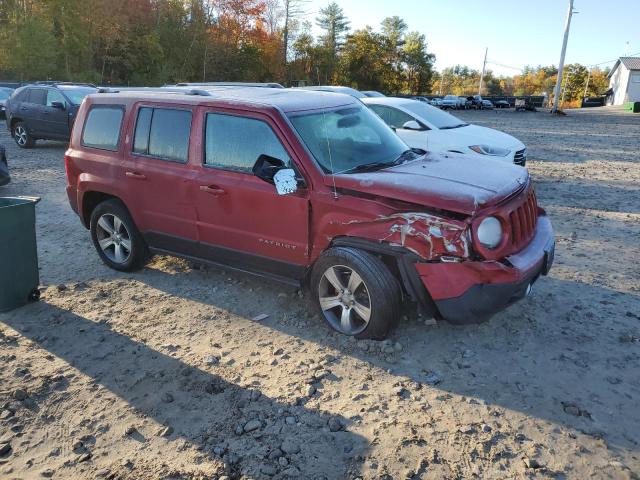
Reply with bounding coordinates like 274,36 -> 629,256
0,89 -> 12,100
57,86 -> 97,105
402,101 -> 468,130
288,104 -> 410,174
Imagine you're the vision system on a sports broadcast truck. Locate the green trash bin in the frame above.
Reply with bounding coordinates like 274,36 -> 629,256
0,196 -> 41,312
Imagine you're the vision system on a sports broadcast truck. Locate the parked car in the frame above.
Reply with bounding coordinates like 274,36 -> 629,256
296,85 -> 366,99
440,95 -> 460,110
65,87 -> 553,338
481,99 -> 494,110
5,82 -> 97,148
362,91 -> 386,97
469,95 -> 484,109
430,97 -> 443,107
0,87 -> 14,118
457,96 -> 468,109
363,97 -> 528,166
494,100 -> 510,109
0,145 -> 9,186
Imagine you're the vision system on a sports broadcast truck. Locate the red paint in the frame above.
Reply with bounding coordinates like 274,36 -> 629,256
66,90 -> 554,312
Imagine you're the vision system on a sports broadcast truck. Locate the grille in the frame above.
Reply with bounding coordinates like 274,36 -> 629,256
509,188 -> 538,251
514,148 -> 527,166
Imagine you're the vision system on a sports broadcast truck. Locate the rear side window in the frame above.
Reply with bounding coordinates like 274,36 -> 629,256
82,106 -> 124,151
204,113 -> 290,172
27,89 -> 47,105
133,107 -> 191,162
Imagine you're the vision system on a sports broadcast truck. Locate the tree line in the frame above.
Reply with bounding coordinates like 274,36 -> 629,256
0,0 -> 610,102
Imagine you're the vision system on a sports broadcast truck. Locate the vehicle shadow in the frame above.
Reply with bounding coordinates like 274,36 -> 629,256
0,301 -> 369,479
134,259 -> 640,455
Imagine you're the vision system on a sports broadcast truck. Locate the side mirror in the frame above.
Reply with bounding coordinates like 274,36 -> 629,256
252,154 -> 299,195
51,101 -> 66,110
252,154 -> 286,183
402,120 -> 423,131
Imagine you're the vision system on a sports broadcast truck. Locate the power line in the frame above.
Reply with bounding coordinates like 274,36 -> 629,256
586,51 -> 640,67
486,60 -> 524,72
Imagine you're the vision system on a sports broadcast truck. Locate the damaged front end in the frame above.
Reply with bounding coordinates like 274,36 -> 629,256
341,212 -> 471,261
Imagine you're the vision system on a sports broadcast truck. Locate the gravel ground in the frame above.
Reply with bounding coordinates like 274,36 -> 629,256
0,106 -> 639,480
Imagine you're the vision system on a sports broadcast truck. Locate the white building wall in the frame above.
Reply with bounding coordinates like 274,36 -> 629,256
608,64 -> 629,105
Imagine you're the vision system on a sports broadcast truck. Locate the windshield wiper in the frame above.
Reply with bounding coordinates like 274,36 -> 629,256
440,123 -> 469,130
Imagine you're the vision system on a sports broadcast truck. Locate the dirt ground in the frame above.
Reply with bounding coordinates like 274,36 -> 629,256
1,106 -> 639,480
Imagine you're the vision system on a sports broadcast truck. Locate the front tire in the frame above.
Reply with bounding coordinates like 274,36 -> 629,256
310,247 -> 401,339
90,199 -> 148,272
13,122 -> 35,148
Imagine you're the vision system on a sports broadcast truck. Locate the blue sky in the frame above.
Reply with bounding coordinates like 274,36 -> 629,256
305,0 -> 640,75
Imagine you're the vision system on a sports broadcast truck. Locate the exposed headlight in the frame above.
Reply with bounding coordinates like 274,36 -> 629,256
468,145 -> 511,157
477,217 -> 502,249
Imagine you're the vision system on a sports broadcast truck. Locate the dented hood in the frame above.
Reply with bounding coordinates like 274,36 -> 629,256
330,152 -> 529,215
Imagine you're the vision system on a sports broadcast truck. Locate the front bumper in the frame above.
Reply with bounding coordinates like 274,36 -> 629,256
415,215 -> 554,324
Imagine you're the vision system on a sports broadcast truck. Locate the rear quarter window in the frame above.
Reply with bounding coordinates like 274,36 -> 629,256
81,106 -> 124,151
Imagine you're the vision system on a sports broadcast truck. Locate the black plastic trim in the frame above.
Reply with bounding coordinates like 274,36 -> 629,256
330,236 -> 438,317
144,231 -> 306,287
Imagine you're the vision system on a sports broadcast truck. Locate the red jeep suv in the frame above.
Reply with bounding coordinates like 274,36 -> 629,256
65,87 -> 554,339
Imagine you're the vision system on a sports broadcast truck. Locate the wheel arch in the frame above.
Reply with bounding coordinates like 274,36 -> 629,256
81,191 -> 121,229
325,236 -> 440,318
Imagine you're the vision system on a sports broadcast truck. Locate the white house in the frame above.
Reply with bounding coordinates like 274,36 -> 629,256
606,57 -> 640,105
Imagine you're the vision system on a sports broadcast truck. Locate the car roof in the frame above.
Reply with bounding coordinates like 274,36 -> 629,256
88,86 -> 360,113
361,96 -> 418,108
295,86 -> 366,99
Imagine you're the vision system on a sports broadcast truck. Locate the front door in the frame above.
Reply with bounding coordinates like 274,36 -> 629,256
193,109 -> 309,279
41,89 -> 71,139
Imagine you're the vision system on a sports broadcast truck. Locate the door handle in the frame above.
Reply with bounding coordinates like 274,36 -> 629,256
125,171 -> 147,180
200,185 -> 226,195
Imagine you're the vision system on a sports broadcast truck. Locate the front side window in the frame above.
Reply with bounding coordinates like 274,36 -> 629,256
402,101 -> 468,129
288,104 -> 410,174
46,90 -> 66,108
133,107 -> 191,162
57,86 -> 97,105
368,105 -> 415,129
204,113 -> 290,173
82,106 -> 124,151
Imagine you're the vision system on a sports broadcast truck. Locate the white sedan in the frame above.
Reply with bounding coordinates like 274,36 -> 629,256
363,97 -> 527,166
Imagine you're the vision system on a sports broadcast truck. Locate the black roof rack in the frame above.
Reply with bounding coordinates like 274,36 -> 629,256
96,87 -> 213,96
171,82 -> 285,89
34,81 -> 97,88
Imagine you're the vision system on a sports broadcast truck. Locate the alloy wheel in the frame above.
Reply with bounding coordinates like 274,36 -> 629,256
15,126 -> 27,146
318,265 -> 372,335
95,213 -> 132,264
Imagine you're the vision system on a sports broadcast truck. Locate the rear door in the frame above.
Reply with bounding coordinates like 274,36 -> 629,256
193,108 -> 309,277
22,89 -> 47,135
121,104 -> 199,251
41,89 -> 71,139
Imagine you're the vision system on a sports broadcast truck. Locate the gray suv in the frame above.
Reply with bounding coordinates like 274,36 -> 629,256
5,82 -> 97,148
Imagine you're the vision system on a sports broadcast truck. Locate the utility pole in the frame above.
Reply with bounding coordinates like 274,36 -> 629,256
478,47 -> 488,96
583,67 -> 591,99
552,0 -> 575,113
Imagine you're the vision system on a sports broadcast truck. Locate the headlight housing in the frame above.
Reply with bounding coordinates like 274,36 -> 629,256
477,216 -> 502,249
468,145 -> 511,157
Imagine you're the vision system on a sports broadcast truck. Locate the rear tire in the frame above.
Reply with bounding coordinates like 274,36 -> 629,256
90,199 -> 148,272
310,247 -> 401,339
13,122 -> 35,148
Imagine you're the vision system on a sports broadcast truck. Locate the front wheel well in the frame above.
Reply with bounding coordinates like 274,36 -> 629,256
321,236 -> 440,318
81,192 -> 119,228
